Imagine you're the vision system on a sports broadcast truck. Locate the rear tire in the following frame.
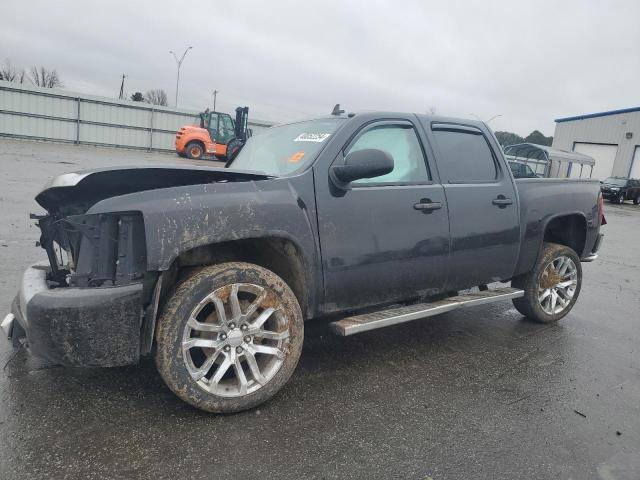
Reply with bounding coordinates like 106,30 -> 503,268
511,242 -> 582,323
633,195 -> 639,205
155,262 -> 304,413
185,141 -> 204,160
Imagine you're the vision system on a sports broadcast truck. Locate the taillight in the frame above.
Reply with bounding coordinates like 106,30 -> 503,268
598,192 -> 607,226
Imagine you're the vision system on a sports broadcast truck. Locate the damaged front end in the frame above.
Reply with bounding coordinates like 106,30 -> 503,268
10,208 -> 149,367
7,164 -> 273,367
8,168 -> 165,367
33,210 -> 147,288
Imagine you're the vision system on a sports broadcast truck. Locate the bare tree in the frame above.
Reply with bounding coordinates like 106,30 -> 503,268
0,60 -> 26,83
427,106 -> 437,115
29,65 -> 63,88
144,89 -> 168,106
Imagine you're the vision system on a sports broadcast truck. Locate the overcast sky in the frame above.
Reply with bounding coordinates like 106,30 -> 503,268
1,0 -> 639,136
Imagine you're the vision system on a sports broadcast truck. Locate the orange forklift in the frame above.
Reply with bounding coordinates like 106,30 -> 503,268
175,106 -> 250,161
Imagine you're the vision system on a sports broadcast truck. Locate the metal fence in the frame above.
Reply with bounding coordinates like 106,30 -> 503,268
0,80 -> 272,152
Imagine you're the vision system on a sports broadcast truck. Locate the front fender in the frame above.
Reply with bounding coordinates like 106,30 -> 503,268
87,173 -> 321,311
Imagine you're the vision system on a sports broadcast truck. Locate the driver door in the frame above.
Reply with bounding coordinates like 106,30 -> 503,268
314,120 -> 450,312
218,115 -> 235,144
207,113 -> 220,142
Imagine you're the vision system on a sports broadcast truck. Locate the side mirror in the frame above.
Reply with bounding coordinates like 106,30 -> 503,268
330,149 -> 394,186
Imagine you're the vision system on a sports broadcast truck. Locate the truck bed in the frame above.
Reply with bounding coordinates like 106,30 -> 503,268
513,177 -> 602,276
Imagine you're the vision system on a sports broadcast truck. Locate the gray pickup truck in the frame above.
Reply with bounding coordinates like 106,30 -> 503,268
3,112 -> 605,413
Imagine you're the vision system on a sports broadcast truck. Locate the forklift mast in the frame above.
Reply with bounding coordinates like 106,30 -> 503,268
234,107 -> 249,141
199,108 -> 210,128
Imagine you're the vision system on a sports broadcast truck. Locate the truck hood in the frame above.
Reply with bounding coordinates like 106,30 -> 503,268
36,164 -> 272,211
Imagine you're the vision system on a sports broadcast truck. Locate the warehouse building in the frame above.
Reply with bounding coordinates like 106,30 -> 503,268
552,107 -> 640,180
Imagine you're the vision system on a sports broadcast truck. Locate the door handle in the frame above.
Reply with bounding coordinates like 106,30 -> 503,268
492,196 -> 513,207
413,199 -> 442,212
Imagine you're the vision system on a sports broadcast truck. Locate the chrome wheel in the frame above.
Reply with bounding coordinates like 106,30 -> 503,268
181,283 -> 290,398
538,255 -> 578,315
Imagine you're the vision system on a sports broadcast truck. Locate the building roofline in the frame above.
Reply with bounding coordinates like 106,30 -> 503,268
555,106 -> 640,123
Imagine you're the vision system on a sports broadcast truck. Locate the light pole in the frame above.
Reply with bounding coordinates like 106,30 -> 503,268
169,46 -> 192,108
213,90 -> 218,111
470,113 -> 502,124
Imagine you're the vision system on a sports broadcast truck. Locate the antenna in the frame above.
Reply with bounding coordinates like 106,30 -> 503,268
331,104 -> 345,116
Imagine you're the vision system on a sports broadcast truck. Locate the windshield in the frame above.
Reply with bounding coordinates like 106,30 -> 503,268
230,118 -> 345,176
603,177 -> 627,186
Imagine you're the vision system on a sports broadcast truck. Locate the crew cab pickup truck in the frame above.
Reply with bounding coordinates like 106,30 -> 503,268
3,112 -> 605,413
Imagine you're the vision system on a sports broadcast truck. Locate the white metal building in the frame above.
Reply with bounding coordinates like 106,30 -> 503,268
0,80 -> 272,152
552,107 -> 640,180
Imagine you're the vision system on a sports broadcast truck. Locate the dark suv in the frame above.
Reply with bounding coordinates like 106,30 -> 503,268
601,177 -> 640,204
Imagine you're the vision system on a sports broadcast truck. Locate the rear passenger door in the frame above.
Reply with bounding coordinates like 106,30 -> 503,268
428,123 -> 520,290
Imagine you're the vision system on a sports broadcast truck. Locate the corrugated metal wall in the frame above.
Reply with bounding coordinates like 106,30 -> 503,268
552,110 -> 640,177
0,80 -> 272,151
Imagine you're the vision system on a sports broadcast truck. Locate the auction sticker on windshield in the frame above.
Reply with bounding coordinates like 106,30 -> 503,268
289,151 -> 305,163
294,133 -> 331,142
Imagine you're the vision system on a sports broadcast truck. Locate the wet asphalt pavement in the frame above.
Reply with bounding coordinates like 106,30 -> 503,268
0,138 -> 638,479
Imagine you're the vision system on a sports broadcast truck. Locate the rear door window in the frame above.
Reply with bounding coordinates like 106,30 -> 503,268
432,128 -> 498,183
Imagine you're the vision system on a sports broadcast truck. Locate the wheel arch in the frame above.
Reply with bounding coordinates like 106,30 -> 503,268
141,235 -> 313,355
155,234 -> 310,318
542,212 -> 587,258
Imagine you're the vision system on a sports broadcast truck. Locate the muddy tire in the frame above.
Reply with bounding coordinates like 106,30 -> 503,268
511,242 -> 582,323
155,262 -> 304,413
185,141 -> 204,160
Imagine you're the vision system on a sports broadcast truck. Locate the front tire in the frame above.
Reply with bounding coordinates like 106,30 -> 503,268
511,243 -> 582,323
155,262 -> 304,413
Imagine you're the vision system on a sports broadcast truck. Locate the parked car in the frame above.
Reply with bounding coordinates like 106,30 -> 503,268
3,112 -> 605,413
600,176 -> 640,204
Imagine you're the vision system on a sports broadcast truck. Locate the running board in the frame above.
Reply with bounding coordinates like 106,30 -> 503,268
329,287 -> 524,336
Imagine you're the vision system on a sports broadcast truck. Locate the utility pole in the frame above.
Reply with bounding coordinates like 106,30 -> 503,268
169,46 -> 192,108
212,90 -> 218,111
119,74 -> 126,100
